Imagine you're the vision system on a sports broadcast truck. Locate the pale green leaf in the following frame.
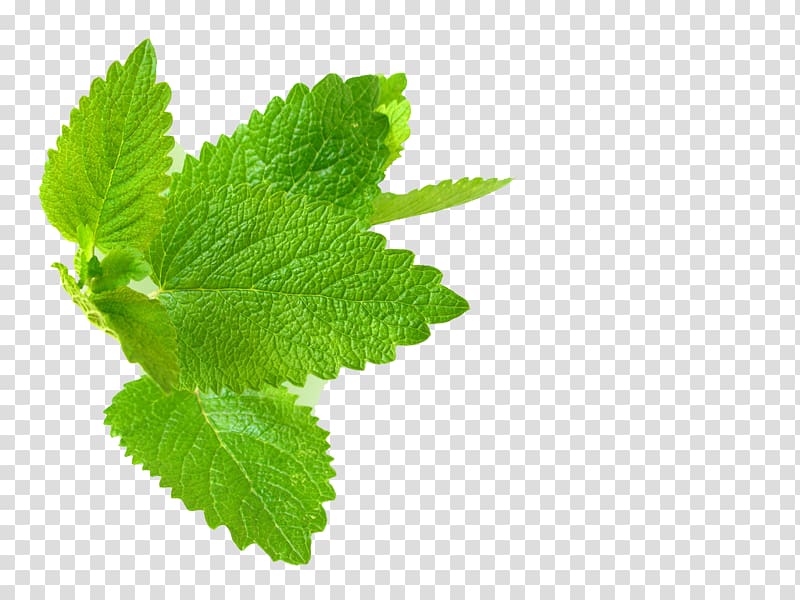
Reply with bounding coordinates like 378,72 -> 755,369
54,263 -> 178,390
375,74 -> 411,170
370,177 -> 513,226
377,73 -> 407,106
40,39 -> 174,253
148,183 -> 469,392
105,376 -> 336,564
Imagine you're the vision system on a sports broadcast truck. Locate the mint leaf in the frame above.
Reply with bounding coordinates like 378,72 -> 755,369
105,376 -> 336,564
149,183 -> 469,392
89,248 -> 151,293
55,263 -> 178,390
375,74 -> 411,170
40,39 -> 174,253
370,177 -> 513,225
169,74 -> 391,218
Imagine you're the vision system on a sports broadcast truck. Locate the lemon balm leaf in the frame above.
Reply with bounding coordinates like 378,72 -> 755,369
169,74 -> 392,220
41,40 -> 510,565
149,183 -> 469,393
105,376 -> 336,564
40,40 -> 174,255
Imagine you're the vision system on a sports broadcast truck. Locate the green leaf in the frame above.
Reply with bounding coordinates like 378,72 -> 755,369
89,248 -> 151,293
40,39 -> 174,253
169,74 -> 391,219
54,263 -> 178,390
370,177 -> 513,226
149,183 -> 469,392
375,74 -> 411,170
377,73 -> 408,106
105,376 -> 336,564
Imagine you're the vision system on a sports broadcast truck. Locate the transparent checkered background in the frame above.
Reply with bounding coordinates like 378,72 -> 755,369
3,1 -> 800,598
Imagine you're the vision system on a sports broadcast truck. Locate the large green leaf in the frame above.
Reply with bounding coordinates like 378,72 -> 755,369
148,183 -> 469,392
40,40 -> 174,253
169,74 -> 394,220
105,376 -> 336,564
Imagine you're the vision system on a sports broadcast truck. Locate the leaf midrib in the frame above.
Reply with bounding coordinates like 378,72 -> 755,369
192,389 -> 305,561
92,61 -> 140,250
158,286 -> 445,309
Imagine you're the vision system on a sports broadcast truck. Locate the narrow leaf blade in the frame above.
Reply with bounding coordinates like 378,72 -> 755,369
370,177 -> 513,226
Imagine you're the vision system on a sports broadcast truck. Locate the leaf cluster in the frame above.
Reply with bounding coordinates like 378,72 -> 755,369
39,40 -> 510,563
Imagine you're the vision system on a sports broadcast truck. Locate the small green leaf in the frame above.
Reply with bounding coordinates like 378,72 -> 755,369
377,73 -> 408,106
89,248 -> 151,293
86,256 -> 103,279
54,263 -> 178,390
105,376 -> 336,564
149,183 -> 469,392
40,39 -> 174,253
370,177 -> 513,225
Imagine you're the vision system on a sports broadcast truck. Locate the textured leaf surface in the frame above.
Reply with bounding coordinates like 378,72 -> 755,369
39,40 -> 174,252
169,74 -> 390,219
370,177 -> 512,225
105,376 -> 336,564
149,183 -> 469,392
54,263 -> 178,390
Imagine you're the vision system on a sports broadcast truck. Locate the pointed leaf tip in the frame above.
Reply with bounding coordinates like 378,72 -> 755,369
40,39 -> 173,252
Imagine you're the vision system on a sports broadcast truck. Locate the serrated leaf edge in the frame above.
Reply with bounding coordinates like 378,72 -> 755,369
104,380 -> 337,564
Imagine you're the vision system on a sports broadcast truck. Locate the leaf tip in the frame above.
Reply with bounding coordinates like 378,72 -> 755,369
132,38 -> 156,58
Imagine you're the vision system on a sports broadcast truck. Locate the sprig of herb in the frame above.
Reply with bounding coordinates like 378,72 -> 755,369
40,40 -> 511,564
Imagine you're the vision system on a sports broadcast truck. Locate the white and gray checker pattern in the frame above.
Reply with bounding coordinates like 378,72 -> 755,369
3,2 -> 800,598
